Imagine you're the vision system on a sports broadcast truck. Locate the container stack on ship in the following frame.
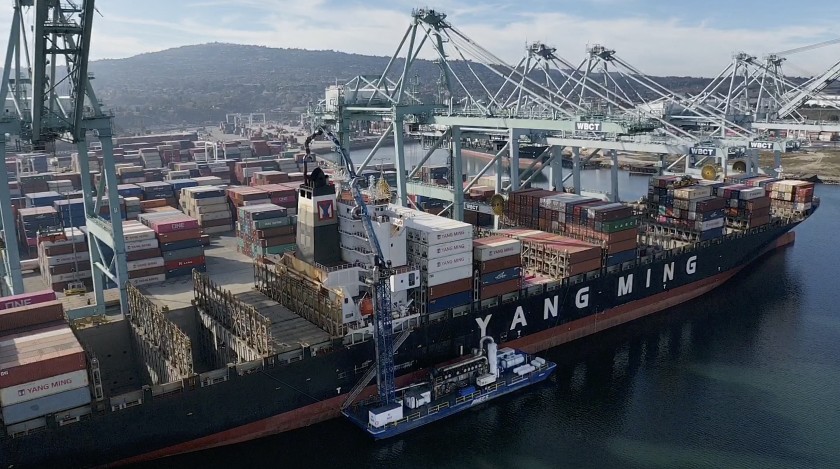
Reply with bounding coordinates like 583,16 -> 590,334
0,295 -> 93,437
0,123 -> 822,468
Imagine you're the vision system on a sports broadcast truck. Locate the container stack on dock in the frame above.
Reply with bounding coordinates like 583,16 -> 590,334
136,182 -> 175,207
17,207 -> 61,248
122,220 -> 166,286
46,180 -> 74,195
767,180 -> 815,217
53,198 -> 86,228
406,217 -> 474,316
138,212 -> 206,279
180,186 -> 231,234
257,184 -> 298,214
236,204 -> 296,259
37,228 -> 91,292
0,299 -> 91,434
168,179 -> 198,206
139,148 -> 163,169
473,236 -> 522,305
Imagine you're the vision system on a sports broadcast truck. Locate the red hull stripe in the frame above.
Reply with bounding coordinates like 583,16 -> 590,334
108,231 -> 795,467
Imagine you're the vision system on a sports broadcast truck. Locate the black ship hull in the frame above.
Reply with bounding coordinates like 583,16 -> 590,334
0,221 -> 799,468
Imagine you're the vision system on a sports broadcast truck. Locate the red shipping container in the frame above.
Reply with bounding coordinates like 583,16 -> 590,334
128,266 -> 167,279
607,239 -> 637,253
479,278 -> 520,300
43,242 -> 89,257
156,228 -> 203,243
260,235 -> 296,247
165,256 -> 206,270
257,226 -> 295,238
126,248 -> 163,261
0,290 -> 57,310
476,254 -> 521,274
152,219 -> 200,233
0,300 -> 64,334
0,327 -> 87,389
568,257 -> 603,276
428,277 -> 473,301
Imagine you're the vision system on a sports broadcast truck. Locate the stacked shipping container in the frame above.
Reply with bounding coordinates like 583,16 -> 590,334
405,216 -> 474,315
180,187 -> 232,234
714,184 -> 771,230
138,212 -> 206,279
0,300 -> 91,432
37,228 -> 91,292
646,176 -> 727,240
473,236 -> 522,305
236,204 -> 297,258
768,180 -> 815,216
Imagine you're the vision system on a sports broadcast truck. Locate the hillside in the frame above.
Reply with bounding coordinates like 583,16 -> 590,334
84,43 -> 724,132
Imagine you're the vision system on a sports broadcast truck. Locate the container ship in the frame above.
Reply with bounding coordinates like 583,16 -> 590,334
0,150 -> 818,467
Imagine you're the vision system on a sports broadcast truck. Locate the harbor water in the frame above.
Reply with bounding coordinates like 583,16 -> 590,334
133,158 -> 840,469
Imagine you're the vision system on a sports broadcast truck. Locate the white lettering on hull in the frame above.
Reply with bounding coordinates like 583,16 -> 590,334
618,274 -> 634,297
510,307 -> 527,330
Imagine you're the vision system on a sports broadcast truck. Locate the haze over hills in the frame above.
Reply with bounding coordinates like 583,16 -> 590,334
85,43 -> 803,133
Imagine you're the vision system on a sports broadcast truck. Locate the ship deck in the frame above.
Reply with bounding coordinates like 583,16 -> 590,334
234,290 -> 331,354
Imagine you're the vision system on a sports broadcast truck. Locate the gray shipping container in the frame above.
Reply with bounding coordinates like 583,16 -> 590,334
1,386 -> 90,425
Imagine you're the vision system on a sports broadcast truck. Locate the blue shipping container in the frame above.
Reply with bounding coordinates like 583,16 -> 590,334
699,227 -> 725,241
606,249 -> 637,267
427,290 -> 472,314
480,267 -> 522,286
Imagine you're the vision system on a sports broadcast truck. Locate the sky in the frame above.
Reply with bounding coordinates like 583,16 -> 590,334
2,0 -> 840,77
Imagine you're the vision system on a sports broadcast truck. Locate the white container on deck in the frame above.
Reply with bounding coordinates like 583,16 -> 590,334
409,238 -> 472,259
0,369 -> 89,407
416,251 -> 473,274
473,238 -> 522,262
476,373 -> 497,387
425,265 -> 473,287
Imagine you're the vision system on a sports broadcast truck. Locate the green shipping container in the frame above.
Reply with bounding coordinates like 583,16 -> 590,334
253,217 -> 292,229
596,217 -> 639,233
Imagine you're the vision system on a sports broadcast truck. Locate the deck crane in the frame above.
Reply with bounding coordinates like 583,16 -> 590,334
304,126 -> 398,406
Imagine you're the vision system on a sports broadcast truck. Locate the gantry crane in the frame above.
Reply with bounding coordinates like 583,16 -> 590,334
304,126 -> 397,405
0,0 -> 129,315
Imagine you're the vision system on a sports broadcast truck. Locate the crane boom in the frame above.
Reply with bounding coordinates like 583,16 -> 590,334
304,127 -> 397,405
776,59 -> 840,118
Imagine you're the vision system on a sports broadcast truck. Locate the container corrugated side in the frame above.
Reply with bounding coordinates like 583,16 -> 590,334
0,369 -> 89,407
479,266 -> 522,286
0,290 -> 56,310
425,265 -> 473,287
473,238 -> 522,262
0,300 -> 64,334
126,257 -> 165,272
476,254 -> 522,273
408,238 -> 471,259
417,252 -> 473,274
1,386 -> 90,425
427,277 -> 473,301
0,326 -> 87,389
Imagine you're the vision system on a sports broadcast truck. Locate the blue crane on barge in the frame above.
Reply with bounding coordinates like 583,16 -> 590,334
304,126 -> 397,406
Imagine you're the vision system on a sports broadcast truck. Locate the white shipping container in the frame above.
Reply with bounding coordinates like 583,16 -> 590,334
389,270 -> 421,292
197,211 -> 231,222
42,251 -> 88,267
793,202 -> 812,211
409,238 -> 471,259
125,239 -> 159,253
473,238 -> 521,262
417,251 -> 472,274
192,203 -> 230,214
123,229 -> 157,243
0,369 -> 89,407
739,187 -> 765,201
128,274 -> 166,287
425,264 -> 473,287
674,186 -> 713,200
48,271 -> 92,282
476,373 -> 497,386
241,199 -> 272,207
186,196 -> 227,206
126,257 -> 164,272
